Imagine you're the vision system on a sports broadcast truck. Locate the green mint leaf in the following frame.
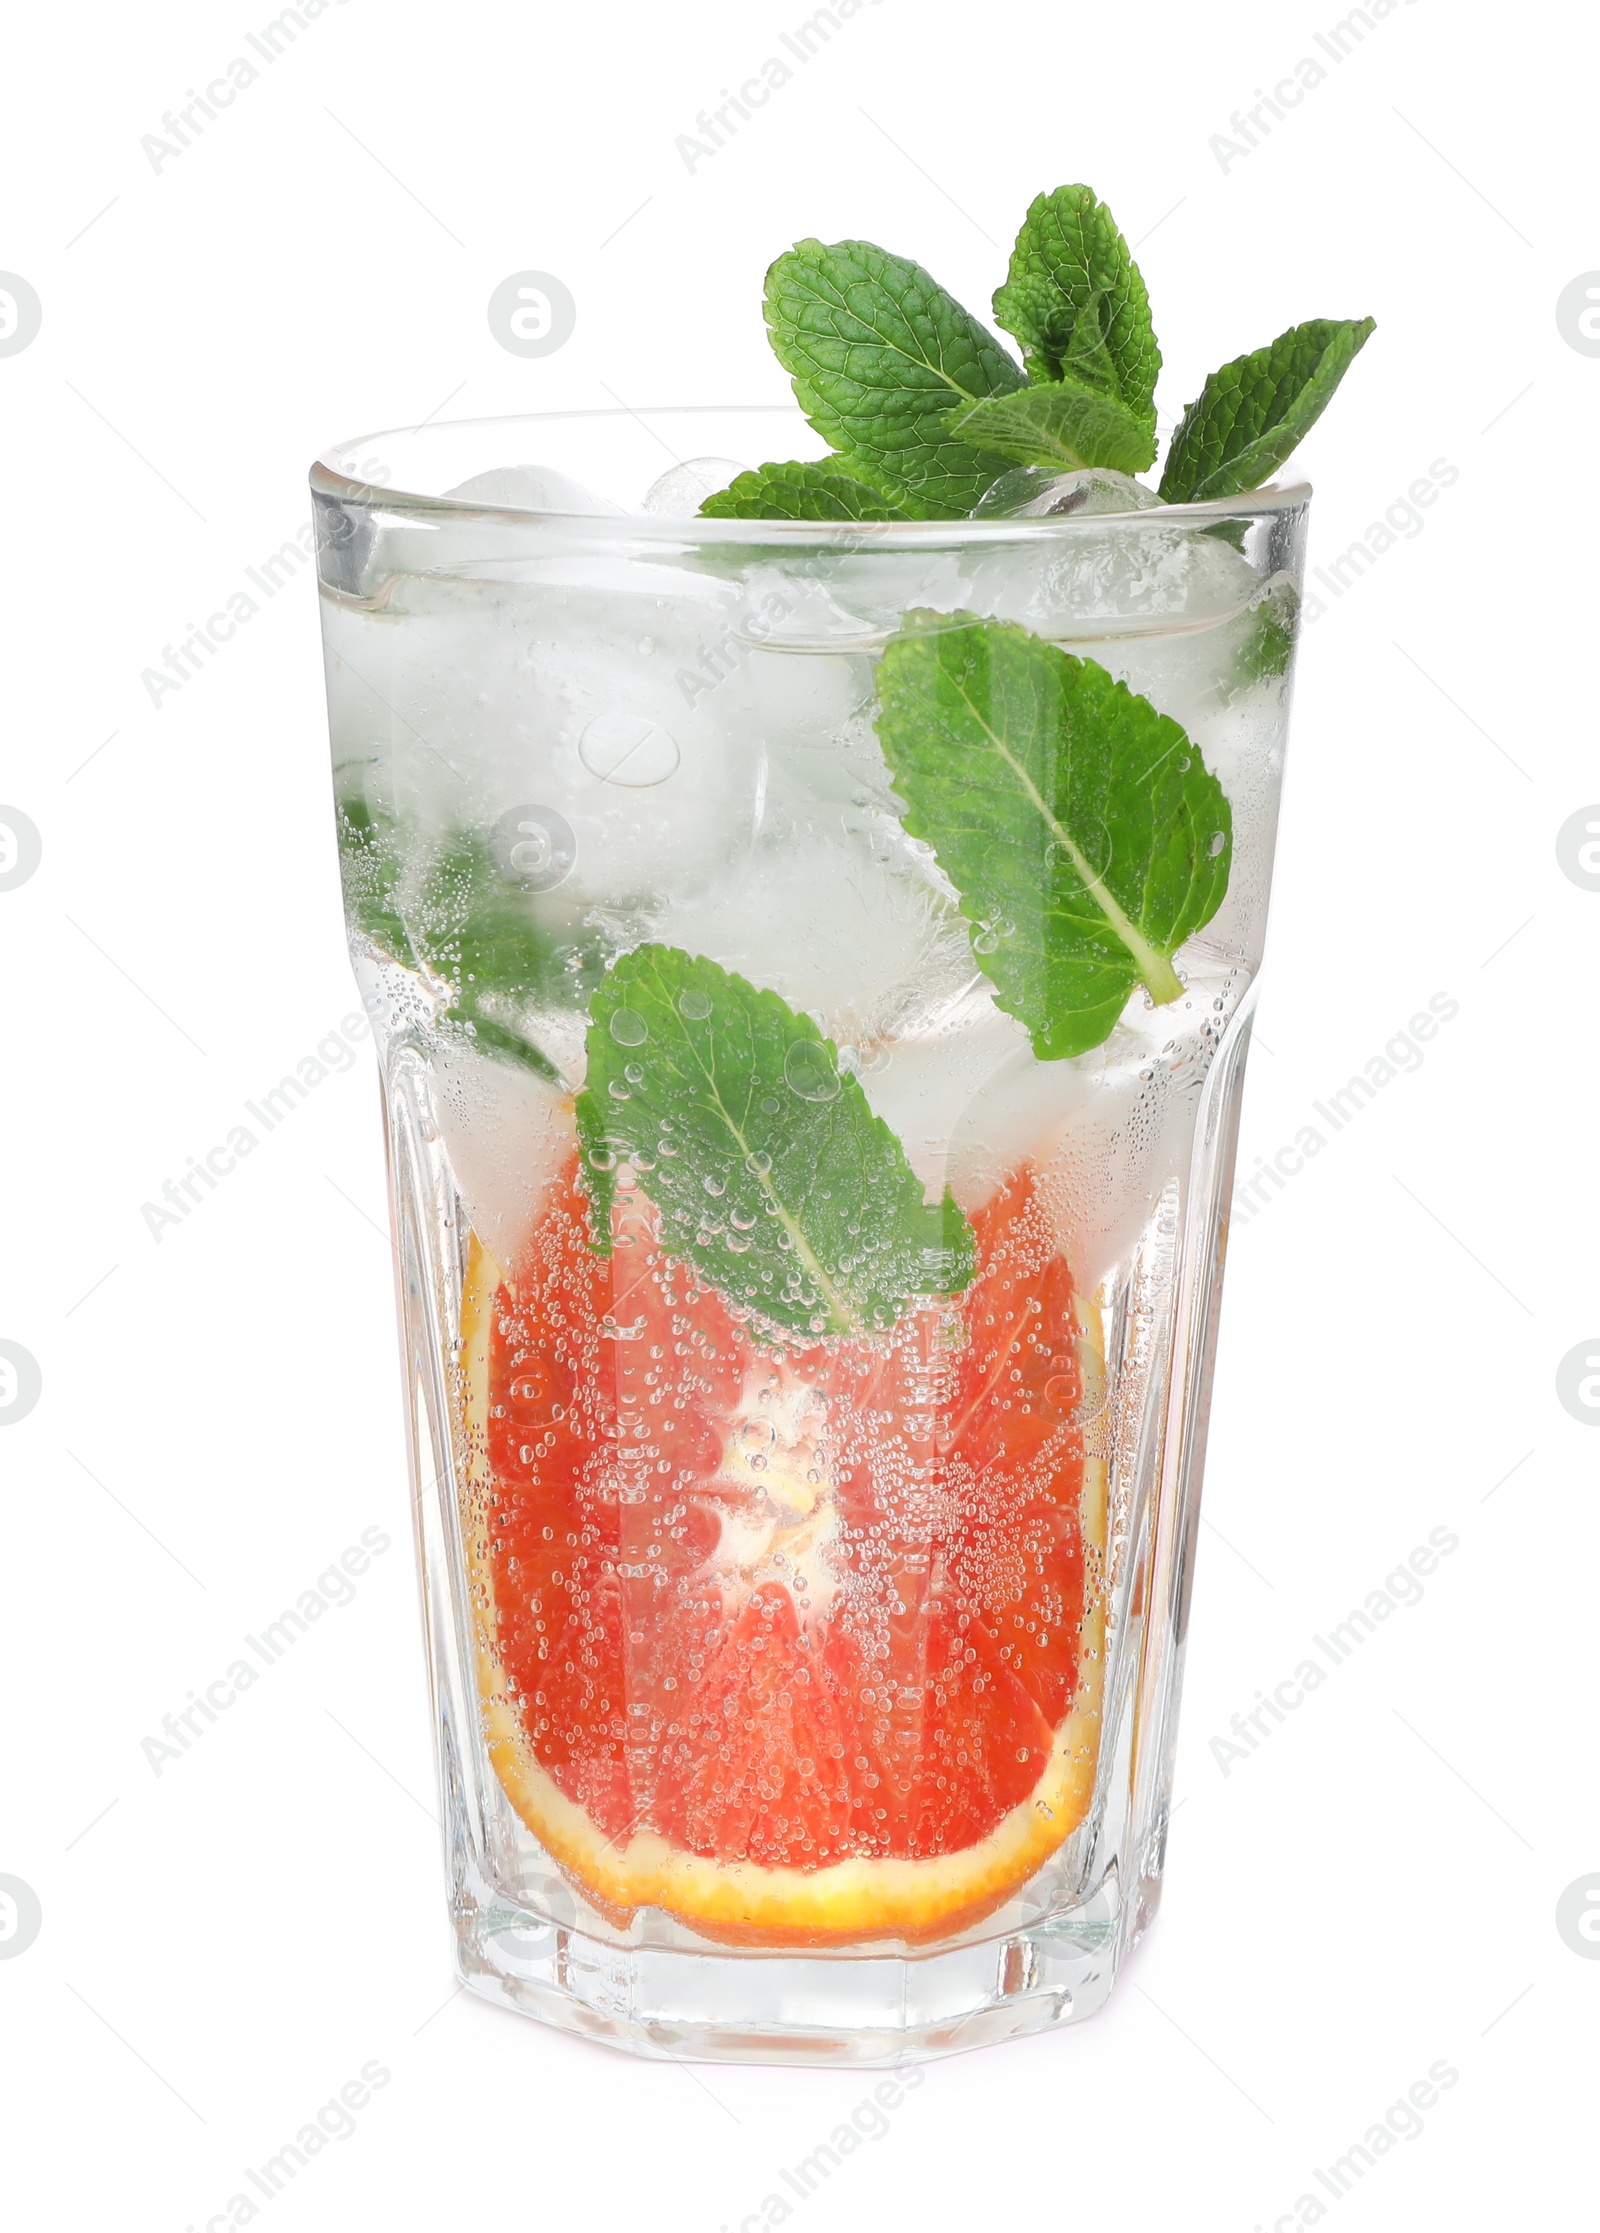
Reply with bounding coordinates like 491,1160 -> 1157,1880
993,186 -> 1160,429
1234,577 -> 1298,689
944,378 -> 1157,479
575,944 -> 975,1337
762,237 -> 1025,518
699,459 -> 912,521
1158,316 -> 1376,503
411,832 -> 601,1084
337,794 -> 419,970
873,613 -> 1232,1060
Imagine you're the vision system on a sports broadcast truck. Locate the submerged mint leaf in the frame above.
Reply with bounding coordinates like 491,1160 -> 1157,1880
412,832 -> 602,1085
1233,577 -> 1299,689
762,237 -> 1024,517
576,945 -> 975,1337
993,186 -> 1160,431
699,460 -> 912,522
874,613 -> 1232,1060
945,378 -> 1156,480
336,793 -> 419,970
1158,316 -> 1375,503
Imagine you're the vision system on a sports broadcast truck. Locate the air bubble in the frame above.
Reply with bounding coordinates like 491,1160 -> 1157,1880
609,1009 -> 648,1045
677,989 -> 712,1021
784,1041 -> 840,1102
578,711 -> 680,787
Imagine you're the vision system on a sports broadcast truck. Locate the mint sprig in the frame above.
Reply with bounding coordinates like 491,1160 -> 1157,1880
711,185 -> 1372,519
576,944 -> 975,1337
760,238 -> 1024,517
944,379 -> 1156,477
700,460 -> 912,522
1159,318 -> 1376,504
992,185 -> 1160,433
874,613 -> 1231,1059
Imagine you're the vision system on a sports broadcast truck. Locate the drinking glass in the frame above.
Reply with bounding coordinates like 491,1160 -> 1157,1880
312,408 -> 1306,2063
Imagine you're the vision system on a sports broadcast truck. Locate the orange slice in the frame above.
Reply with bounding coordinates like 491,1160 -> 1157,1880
457,1157 -> 1106,1946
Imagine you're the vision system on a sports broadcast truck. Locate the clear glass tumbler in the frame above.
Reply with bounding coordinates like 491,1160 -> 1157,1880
311,408 -> 1307,2064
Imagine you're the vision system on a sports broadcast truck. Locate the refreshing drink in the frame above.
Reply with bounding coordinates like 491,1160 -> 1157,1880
315,184 -> 1368,2060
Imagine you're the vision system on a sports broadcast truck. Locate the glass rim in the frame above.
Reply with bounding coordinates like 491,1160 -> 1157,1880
310,406 -> 1311,545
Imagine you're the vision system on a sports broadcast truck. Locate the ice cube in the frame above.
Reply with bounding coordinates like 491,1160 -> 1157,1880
430,1040 -> 577,1276
971,467 -> 1163,519
651,829 -> 979,1050
321,553 -> 773,906
445,464 -> 625,515
640,456 -> 750,515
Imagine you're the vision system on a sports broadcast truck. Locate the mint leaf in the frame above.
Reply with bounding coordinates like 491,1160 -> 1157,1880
874,613 -> 1231,1060
944,378 -> 1156,480
1158,316 -> 1375,503
411,833 -> 601,1084
575,944 -> 975,1337
762,237 -> 1024,517
336,793 -> 419,969
1234,577 -> 1298,689
993,186 -> 1160,431
699,460 -> 911,522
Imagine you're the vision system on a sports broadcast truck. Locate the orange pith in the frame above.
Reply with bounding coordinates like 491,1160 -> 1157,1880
458,1155 -> 1105,1946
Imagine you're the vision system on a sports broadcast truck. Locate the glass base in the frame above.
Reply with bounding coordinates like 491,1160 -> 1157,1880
452,1859 -> 1142,2065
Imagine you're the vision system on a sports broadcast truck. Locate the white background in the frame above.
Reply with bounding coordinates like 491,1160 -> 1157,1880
2,1 -> 1594,2226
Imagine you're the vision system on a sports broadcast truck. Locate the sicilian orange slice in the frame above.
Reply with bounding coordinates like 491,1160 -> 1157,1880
458,1156 -> 1105,1946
